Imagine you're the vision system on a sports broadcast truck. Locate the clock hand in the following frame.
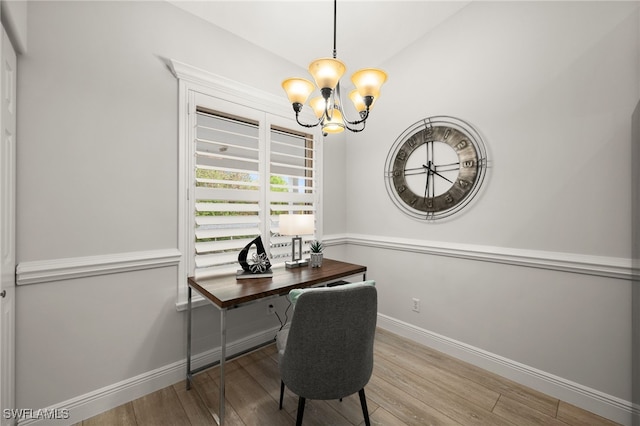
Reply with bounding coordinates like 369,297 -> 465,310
423,160 -> 432,199
423,163 -> 454,184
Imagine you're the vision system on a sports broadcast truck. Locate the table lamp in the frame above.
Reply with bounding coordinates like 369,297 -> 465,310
279,214 -> 315,268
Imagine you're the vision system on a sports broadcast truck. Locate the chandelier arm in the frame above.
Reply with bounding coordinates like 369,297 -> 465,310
343,119 -> 367,133
342,109 -> 369,126
325,99 -> 334,122
295,111 -> 324,129
334,82 -> 370,126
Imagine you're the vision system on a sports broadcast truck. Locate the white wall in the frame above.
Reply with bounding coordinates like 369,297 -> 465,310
14,0 -> 310,413
12,0 -> 639,424
337,1 -> 638,423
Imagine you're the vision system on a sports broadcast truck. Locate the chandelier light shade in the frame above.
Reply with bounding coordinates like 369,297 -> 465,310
349,89 -> 378,113
322,108 -> 345,134
308,58 -> 346,90
310,96 -> 327,119
281,0 -> 387,134
282,78 -> 315,105
351,68 -> 387,99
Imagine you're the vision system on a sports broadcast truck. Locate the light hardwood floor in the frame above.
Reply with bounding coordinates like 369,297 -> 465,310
78,329 -> 620,425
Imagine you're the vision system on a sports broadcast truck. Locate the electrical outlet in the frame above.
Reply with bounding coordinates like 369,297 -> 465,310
412,298 -> 420,313
267,304 -> 275,315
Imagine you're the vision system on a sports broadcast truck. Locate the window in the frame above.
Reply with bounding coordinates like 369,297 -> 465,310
172,60 -> 322,305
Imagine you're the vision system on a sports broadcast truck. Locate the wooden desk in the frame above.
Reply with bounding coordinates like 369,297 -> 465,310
186,258 -> 367,425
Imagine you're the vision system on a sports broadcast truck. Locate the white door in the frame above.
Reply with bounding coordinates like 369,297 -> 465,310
0,25 -> 17,426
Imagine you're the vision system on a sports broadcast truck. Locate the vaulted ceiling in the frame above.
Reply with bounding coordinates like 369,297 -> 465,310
168,1 -> 471,72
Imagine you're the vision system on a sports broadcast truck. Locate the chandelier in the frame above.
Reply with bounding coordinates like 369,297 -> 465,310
281,0 -> 387,134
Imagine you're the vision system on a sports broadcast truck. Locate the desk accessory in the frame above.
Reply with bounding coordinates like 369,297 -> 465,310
279,214 -> 315,268
237,236 -> 272,278
309,240 -> 324,268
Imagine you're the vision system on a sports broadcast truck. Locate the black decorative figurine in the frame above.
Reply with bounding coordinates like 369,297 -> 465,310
238,236 -> 272,274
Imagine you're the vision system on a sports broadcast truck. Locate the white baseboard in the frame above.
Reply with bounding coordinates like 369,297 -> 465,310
17,327 -> 279,426
377,313 -> 638,426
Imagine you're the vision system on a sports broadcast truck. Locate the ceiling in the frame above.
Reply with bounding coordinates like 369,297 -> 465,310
168,1 -> 471,72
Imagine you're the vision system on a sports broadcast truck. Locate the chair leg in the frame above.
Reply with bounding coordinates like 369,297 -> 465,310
295,397 -> 306,426
279,380 -> 285,410
358,388 -> 370,426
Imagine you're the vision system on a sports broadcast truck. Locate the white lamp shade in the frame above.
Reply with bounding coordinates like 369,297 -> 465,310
279,214 -> 315,236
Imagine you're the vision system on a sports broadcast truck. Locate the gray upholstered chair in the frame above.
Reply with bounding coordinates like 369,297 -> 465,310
276,281 -> 377,426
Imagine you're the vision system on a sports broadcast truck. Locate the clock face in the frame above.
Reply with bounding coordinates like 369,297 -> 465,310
384,116 -> 488,221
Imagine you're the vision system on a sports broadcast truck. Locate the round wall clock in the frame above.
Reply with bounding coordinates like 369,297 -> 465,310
384,116 -> 488,221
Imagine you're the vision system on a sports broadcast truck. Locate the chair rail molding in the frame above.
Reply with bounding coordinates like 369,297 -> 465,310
15,248 -> 182,285
323,233 -> 636,280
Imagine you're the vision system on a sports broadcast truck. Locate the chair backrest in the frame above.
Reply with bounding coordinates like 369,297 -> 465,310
279,283 -> 378,400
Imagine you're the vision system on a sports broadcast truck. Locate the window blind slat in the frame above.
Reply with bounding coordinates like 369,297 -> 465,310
196,202 -> 260,213
196,150 -> 260,165
195,227 -> 259,240
196,215 -> 261,226
269,204 -> 315,213
196,187 -> 260,202
196,178 -> 260,189
195,252 -> 242,268
196,237 -> 257,254
268,192 -> 314,203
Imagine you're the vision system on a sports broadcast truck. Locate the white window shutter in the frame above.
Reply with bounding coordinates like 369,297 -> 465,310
192,111 -> 317,278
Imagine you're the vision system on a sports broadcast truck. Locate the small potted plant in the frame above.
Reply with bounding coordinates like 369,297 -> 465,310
309,240 -> 324,268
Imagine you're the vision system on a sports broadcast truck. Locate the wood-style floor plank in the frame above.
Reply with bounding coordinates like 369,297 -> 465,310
375,335 -> 500,411
81,328 -> 622,426
324,392 -> 379,425
172,382 -> 216,426
373,355 -> 513,426
284,399 -> 354,426
367,405 -> 409,426
130,387 -> 188,426
81,402 -> 137,426
556,401 -> 621,426
219,362 -> 294,426
376,329 -> 559,417
193,371 -> 245,426
366,373 -> 461,425
235,346 -> 289,406
492,394 -> 565,426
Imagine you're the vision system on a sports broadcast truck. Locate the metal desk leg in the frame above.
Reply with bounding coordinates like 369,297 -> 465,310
186,286 -> 192,390
219,308 -> 227,425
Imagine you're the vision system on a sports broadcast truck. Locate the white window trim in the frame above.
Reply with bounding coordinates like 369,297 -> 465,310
169,59 -> 323,308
